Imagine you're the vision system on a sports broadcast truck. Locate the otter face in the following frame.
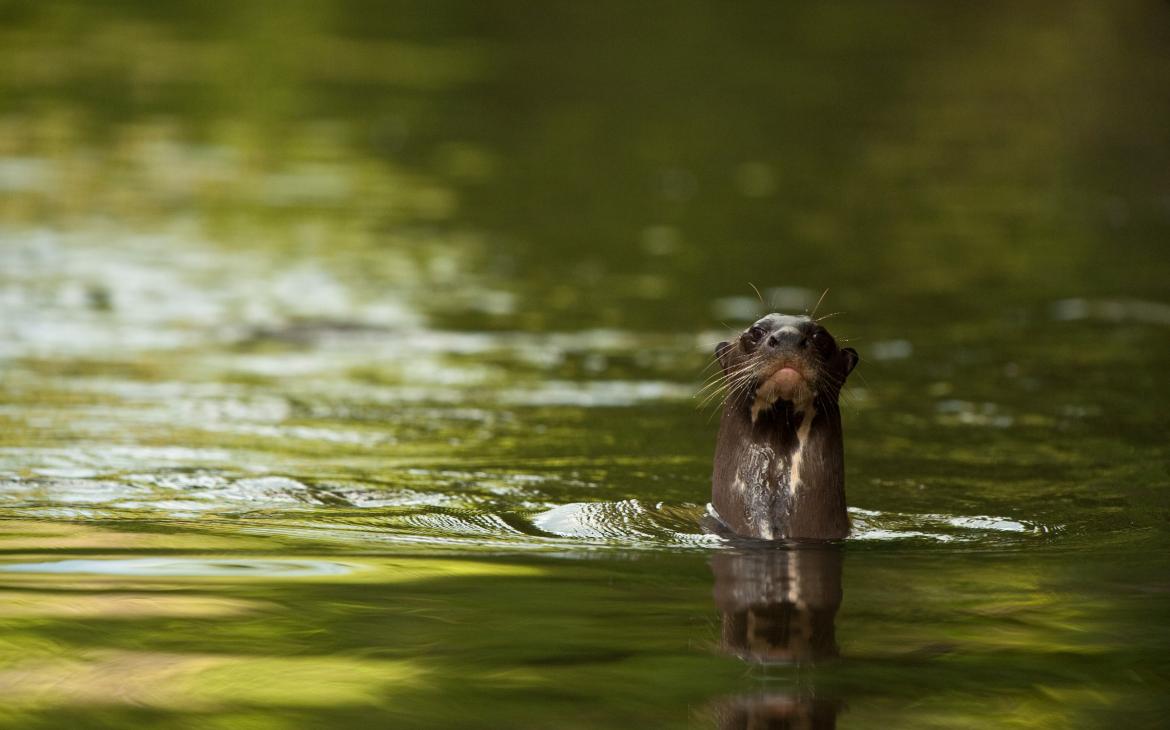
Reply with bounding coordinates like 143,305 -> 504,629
715,314 -> 858,421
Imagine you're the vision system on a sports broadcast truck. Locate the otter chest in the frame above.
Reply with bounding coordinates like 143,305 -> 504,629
732,412 -> 816,538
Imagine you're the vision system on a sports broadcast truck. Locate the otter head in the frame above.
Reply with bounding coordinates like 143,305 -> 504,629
715,314 -> 858,423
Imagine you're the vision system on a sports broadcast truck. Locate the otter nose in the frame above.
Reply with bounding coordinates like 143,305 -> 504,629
767,328 -> 807,349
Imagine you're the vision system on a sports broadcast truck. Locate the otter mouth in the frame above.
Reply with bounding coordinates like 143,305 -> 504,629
766,366 -> 804,398
751,360 -> 816,421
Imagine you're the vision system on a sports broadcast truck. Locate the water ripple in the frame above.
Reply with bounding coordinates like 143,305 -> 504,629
0,474 -> 1058,551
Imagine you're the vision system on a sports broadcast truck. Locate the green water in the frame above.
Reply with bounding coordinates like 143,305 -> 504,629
2,1 -> 1169,727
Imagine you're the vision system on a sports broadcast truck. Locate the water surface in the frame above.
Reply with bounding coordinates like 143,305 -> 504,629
1,1 -> 1169,727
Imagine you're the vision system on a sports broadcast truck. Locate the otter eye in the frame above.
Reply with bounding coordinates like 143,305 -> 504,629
746,325 -> 766,342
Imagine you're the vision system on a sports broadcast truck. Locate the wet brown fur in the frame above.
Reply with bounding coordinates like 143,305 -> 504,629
709,314 -> 858,540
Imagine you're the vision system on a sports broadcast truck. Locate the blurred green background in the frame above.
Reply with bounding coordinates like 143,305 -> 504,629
4,0 -> 1169,329
0,1 -> 1168,728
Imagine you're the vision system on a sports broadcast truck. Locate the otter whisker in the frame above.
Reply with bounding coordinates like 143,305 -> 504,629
697,355 -> 753,386
700,356 -> 757,382
809,288 -> 830,319
698,381 -> 745,411
851,369 -> 870,389
696,371 -> 758,408
697,363 -> 762,409
695,361 -> 759,396
698,358 -> 724,378
695,370 -> 762,409
747,282 -> 765,306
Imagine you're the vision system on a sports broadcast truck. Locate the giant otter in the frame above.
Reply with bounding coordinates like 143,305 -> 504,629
708,314 -> 858,540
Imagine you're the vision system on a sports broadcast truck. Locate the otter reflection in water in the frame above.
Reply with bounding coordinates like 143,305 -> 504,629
708,544 -> 844,728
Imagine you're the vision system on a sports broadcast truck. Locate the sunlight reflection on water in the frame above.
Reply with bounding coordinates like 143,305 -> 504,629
0,558 -> 355,578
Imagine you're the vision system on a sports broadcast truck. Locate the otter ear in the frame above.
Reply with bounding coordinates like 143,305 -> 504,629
714,341 -> 733,375
840,347 -> 859,377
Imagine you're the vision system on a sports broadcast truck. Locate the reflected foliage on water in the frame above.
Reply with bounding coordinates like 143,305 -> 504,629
1,0 -> 1169,727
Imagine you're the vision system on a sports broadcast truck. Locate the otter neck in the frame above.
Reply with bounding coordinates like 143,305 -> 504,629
711,393 -> 849,541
